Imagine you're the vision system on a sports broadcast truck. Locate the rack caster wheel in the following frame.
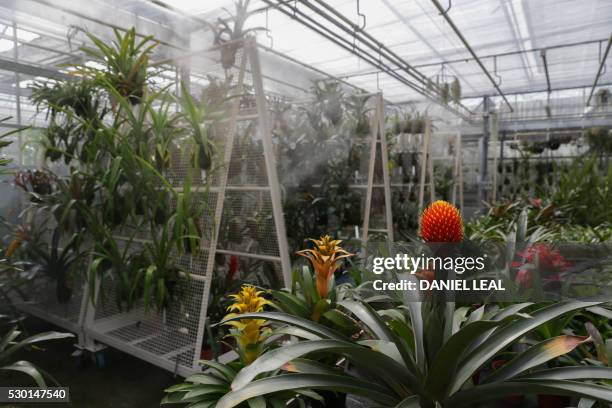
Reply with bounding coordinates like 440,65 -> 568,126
75,352 -> 91,370
94,351 -> 107,368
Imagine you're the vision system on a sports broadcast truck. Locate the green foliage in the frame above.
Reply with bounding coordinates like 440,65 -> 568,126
16,27 -> 218,313
553,155 -> 612,227
162,360 -> 315,408
74,27 -> 159,105
218,300 -> 612,408
27,227 -> 83,304
586,127 -> 612,155
211,0 -> 264,71
0,117 -> 28,172
0,326 -> 73,387
271,266 -> 356,334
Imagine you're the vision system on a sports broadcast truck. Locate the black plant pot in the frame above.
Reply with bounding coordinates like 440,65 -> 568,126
547,139 -> 560,150
154,207 -> 167,225
56,274 -> 72,304
198,144 -> 213,171
220,44 -> 238,70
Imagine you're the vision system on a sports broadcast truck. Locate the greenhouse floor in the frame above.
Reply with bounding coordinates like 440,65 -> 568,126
4,317 -> 180,408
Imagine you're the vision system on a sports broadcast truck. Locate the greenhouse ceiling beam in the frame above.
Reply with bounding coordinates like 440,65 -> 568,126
380,0 -> 478,94
0,56 -> 68,80
500,0 -> 533,86
264,0 -> 474,121
430,0 -> 514,112
306,0 -> 431,85
340,38 -> 609,78
268,0 -> 473,119
586,32 -> 612,106
4,0 -> 188,50
459,81 -> 612,100
0,83 -> 31,97
257,43 -> 370,96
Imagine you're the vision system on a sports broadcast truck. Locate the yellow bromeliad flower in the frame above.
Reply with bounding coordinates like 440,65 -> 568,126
224,284 -> 271,365
296,235 -> 354,299
226,284 -> 273,315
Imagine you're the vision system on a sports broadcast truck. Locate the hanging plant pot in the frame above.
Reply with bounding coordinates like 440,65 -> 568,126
547,139 -> 560,150
355,118 -> 370,136
220,43 -> 239,71
197,143 -> 213,171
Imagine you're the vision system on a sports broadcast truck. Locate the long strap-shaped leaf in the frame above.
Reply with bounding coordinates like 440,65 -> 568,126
394,395 -> 420,408
483,334 -> 591,383
221,312 -> 346,341
449,300 -> 601,395
231,339 -> 412,397
515,366 -> 612,381
446,379 -> 612,408
465,302 -> 533,355
217,373 -> 399,408
340,300 -> 422,379
425,319 -> 510,399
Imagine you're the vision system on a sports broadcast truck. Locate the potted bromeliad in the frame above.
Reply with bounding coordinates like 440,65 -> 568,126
163,200 -> 612,408
163,284 -> 318,407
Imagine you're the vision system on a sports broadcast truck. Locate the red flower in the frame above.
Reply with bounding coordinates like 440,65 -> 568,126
531,198 -> 542,208
228,255 -> 239,283
419,200 -> 464,243
515,244 -> 572,272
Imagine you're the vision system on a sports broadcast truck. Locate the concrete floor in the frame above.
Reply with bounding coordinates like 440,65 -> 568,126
1,317 -> 181,408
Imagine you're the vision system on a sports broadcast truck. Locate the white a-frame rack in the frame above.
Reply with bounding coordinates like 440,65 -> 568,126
362,93 -> 394,243
18,38 -> 291,378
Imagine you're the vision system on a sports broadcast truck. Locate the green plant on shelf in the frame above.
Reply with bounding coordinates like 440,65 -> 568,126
71,27 -> 159,106
26,227 -> 83,304
178,82 -> 216,173
209,0 -> 264,72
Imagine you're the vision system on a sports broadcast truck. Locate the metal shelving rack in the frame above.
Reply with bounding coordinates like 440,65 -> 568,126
16,38 -> 292,378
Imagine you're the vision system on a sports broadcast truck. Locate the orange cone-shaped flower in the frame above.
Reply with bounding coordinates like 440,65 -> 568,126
296,235 -> 354,299
419,200 -> 464,243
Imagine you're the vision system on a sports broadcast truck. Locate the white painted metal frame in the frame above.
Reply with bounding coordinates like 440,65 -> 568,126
451,132 -> 464,210
362,93 -> 394,243
417,117 -> 435,213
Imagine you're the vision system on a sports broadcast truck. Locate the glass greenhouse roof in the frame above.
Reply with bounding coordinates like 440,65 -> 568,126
0,0 -> 610,122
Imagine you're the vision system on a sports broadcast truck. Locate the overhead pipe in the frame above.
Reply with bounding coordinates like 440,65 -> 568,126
339,37 -> 610,79
265,0 -> 474,120
264,1 -> 430,96
271,0 -> 475,119
586,32 -> 612,106
430,0 -> 514,112
309,0 -> 431,85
